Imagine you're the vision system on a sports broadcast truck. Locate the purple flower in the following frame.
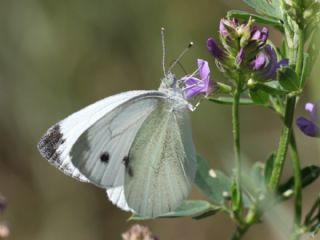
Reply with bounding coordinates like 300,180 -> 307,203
251,27 -> 269,45
236,48 -> 245,65
207,38 -> 225,61
251,52 -> 266,70
183,59 -> 214,99
251,45 -> 289,80
219,20 -> 229,38
219,18 -> 239,38
296,101 -> 320,137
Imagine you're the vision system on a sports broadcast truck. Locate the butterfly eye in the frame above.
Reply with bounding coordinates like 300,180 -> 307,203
100,152 -> 110,163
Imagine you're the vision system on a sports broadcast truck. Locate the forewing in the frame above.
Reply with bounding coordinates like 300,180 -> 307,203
69,91 -> 166,188
123,101 -> 197,218
37,90 -> 162,183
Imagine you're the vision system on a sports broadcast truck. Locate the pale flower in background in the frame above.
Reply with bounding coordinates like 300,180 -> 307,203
122,224 -> 158,240
0,223 -> 9,239
0,194 -> 9,239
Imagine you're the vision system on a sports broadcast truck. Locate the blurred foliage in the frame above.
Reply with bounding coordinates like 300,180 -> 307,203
0,0 -> 319,239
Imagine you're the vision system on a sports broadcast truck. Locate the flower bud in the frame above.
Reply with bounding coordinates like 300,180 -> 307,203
207,18 -> 287,82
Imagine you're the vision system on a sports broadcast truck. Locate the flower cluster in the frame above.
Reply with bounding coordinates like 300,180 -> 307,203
122,224 -> 158,240
296,101 -> 320,137
207,18 -> 287,81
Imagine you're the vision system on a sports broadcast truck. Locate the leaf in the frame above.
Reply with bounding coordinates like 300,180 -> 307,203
192,208 -> 221,220
278,67 -> 300,92
305,197 -> 320,226
253,82 -> 288,96
250,162 -> 265,191
278,166 -> 320,200
195,155 -> 232,205
264,153 -> 276,186
241,162 -> 265,200
129,200 -> 219,220
249,89 -> 269,105
208,96 -> 255,105
241,0 -> 283,20
227,10 -> 283,31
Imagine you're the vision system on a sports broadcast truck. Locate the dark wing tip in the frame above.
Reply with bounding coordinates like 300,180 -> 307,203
37,124 -> 64,162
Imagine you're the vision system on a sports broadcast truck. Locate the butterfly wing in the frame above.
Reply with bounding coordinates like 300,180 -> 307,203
123,100 -> 197,218
37,90 -> 165,184
68,91 -> 168,189
106,186 -> 132,212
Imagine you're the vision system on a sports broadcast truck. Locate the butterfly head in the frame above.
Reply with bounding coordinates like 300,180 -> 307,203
159,71 -> 177,89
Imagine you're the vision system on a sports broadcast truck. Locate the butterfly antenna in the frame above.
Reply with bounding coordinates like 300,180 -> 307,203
177,61 -> 188,75
168,42 -> 194,73
161,27 -> 166,76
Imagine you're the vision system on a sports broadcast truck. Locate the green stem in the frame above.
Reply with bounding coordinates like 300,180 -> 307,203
268,96 -> 296,191
231,226 -> 248,240
291,29 -> 304,240
232,81 -> 242,211
290,132 -> 302,240
268,29 -> 305,192
295,30 -> 305,77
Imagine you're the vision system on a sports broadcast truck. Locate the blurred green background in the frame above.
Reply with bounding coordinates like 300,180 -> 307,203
0,0 -> 319,239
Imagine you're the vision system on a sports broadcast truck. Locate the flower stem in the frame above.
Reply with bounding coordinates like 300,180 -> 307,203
268,29 -> 305,192
231,226 -> 248,240
290,132 -> 302,240
268,96 -> 296,191
290,23 -> 305,240
232,81 -> 242,212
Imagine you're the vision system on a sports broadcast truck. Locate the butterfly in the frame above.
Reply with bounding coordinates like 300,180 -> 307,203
37,30 -> 197,218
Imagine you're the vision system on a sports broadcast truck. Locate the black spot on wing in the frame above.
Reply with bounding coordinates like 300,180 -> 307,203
123,156 -> 129,168
123,156 -> 133,177
37,124 -> 64,163
100,152 -> 109,163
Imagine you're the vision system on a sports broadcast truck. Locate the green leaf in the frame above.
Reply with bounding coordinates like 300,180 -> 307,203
227,10 -> 283,31
195,155 -> 232,205
192,208 -> 221,220
250,162 -> 265,191
208,96 -> 255,105
241,162 -> 265,200
305,196 -> 320,226
252,82 -> 288,96
278,67 -> 300,91
241,0 -> 283,20
249,89 -> 269,105
278,166 -> 320,200
264,153 -> 276,185
129,200 -> 219,220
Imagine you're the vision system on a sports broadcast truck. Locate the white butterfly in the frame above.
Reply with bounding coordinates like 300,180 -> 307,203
37,34 -> 197,218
